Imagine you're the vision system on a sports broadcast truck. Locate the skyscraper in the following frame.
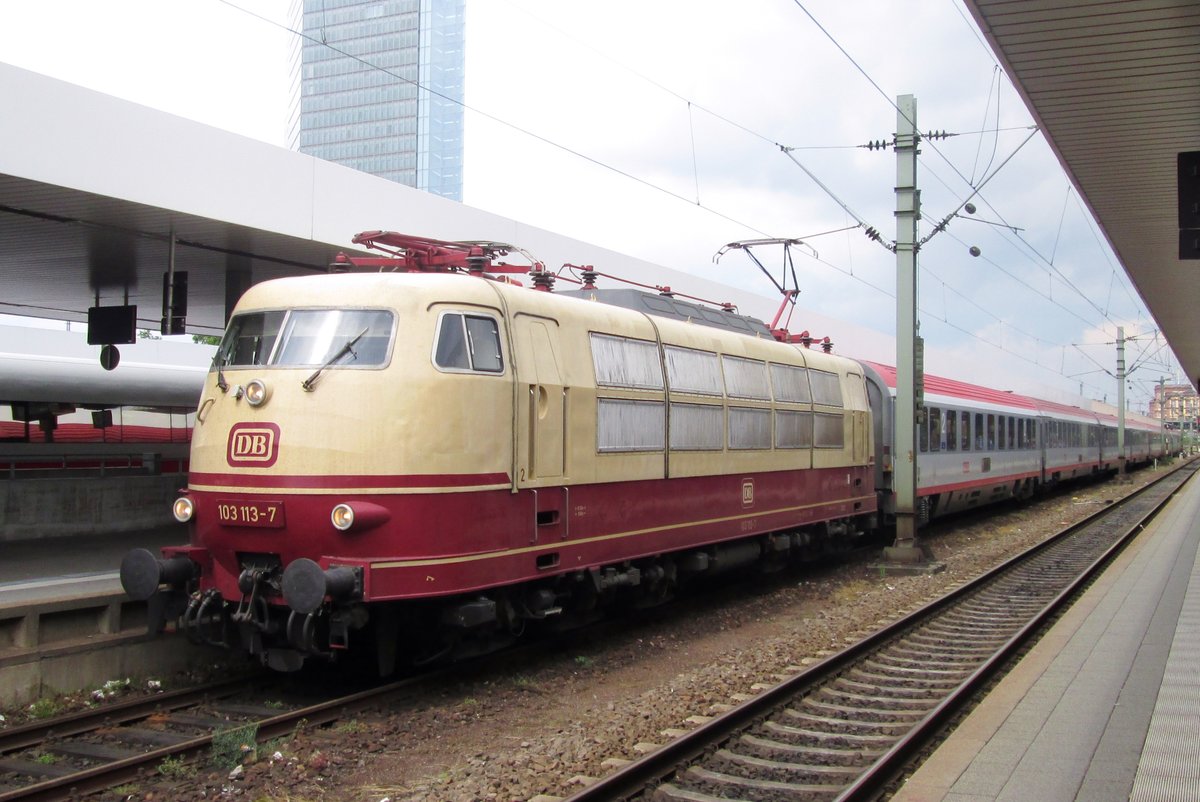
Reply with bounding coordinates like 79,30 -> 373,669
288,0 -> 465,201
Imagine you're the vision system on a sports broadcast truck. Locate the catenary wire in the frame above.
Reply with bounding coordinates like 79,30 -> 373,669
216,0 -> 774,238
223,0 -> 1156,406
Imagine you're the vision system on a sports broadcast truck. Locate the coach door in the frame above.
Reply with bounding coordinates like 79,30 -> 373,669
514,316 -> 565,482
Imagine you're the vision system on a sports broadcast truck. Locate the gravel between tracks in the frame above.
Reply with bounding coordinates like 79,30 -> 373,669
94,470 -> 1163,802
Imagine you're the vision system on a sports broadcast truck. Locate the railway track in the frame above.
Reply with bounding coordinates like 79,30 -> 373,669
564,462 -> 1196,802
0,612 -> 595,802
0,670 -> 430,802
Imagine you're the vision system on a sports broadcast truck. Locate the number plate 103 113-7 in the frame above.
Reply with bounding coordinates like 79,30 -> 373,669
216,499 -> 286,528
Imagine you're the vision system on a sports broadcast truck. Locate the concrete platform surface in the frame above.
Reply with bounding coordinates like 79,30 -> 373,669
893,472 -> 1200,802
0,527 -> 185,606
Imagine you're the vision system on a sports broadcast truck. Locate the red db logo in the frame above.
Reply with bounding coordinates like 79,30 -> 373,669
227,423 -> 280,467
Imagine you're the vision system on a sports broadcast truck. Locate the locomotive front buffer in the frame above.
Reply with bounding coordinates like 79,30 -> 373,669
121,545 -> 367,672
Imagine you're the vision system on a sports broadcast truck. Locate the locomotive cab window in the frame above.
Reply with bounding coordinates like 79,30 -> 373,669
434,312 -> 503,374
219,310 -> 285,367
217,308 -> 393,369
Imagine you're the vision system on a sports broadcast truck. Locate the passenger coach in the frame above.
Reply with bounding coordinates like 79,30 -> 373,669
864,361 -> 1173,523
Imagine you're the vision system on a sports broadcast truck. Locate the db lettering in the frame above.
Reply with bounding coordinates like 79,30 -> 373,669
227,423 -> 279,467
234,433 -> 271,457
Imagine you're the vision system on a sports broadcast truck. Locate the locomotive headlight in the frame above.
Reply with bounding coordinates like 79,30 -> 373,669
245,378 -> 270,407
173,496 -> 195,523
329,501 -> 391,533
331,503 -> 355,531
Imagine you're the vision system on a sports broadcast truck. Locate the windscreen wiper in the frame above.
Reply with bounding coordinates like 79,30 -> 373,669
214,351 -> 229,393
301,328 -> 368,392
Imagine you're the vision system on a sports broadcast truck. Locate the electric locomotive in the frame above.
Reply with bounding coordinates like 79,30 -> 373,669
121,234 -> 878,673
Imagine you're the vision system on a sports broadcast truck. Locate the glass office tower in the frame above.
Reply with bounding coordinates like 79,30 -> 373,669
288,0 -> 465,201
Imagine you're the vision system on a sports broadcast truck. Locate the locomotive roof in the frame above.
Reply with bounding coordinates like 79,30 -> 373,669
557,288 -> 773,338
240,272 -> 859,373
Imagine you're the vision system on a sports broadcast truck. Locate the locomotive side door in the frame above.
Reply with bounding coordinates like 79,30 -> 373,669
513,315 -> 565,482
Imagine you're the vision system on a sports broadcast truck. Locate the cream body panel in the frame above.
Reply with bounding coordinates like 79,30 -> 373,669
191,273 -> 513,489
516,291 -> 667,486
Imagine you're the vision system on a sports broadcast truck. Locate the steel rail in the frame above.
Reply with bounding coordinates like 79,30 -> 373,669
563,461 -> 1196,802
0,672 -> 433,802
836,464 -> 1196,801
0,677 -> 254,756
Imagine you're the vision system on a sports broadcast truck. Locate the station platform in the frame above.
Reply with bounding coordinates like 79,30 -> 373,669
893,470 -> 1200,801
0,525 -> 217,709
0,527 -> 185,607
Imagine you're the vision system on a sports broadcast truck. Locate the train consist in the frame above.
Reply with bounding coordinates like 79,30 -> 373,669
120,233 -> 1174,673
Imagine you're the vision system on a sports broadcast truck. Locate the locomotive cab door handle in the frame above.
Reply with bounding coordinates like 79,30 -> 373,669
530,488 -> 538,545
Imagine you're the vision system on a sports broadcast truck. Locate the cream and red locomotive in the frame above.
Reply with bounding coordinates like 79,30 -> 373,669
120,233 -> 1172,672
121,234 -> 876,672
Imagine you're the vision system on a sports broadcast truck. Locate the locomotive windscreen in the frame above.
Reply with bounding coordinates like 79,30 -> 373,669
216,309 -> 395,369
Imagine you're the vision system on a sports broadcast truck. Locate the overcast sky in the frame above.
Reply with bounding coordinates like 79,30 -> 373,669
0,0 -> 1177,411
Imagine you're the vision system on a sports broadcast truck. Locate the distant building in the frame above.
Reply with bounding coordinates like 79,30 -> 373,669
288,0 -> 465,200
1149,383 -> 1200,430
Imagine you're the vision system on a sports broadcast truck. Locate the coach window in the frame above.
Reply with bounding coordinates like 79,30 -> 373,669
986,414 -> 996,449
770,363 -> 812,403
434,312 -> 503,373
960,411 -> 971,451
1007,416 -> 1016,449
597,398 -> 665,452
975,413 -> 985,450
927,407 -> 941,452
919,409 -> 930,452
730,407 -> 772,450
723,356 -> 770,400
590,333 -> 663,389
776,410 -> 813,449
670,403 -> 723,450
665,346 -> 722,396
809,370 -> 843,407
813,413 -> 845,448
945,408 -> 958,452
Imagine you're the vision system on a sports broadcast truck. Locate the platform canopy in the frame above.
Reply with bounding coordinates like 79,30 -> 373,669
964,1 -> 1200,390
0,61 -> 897,373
